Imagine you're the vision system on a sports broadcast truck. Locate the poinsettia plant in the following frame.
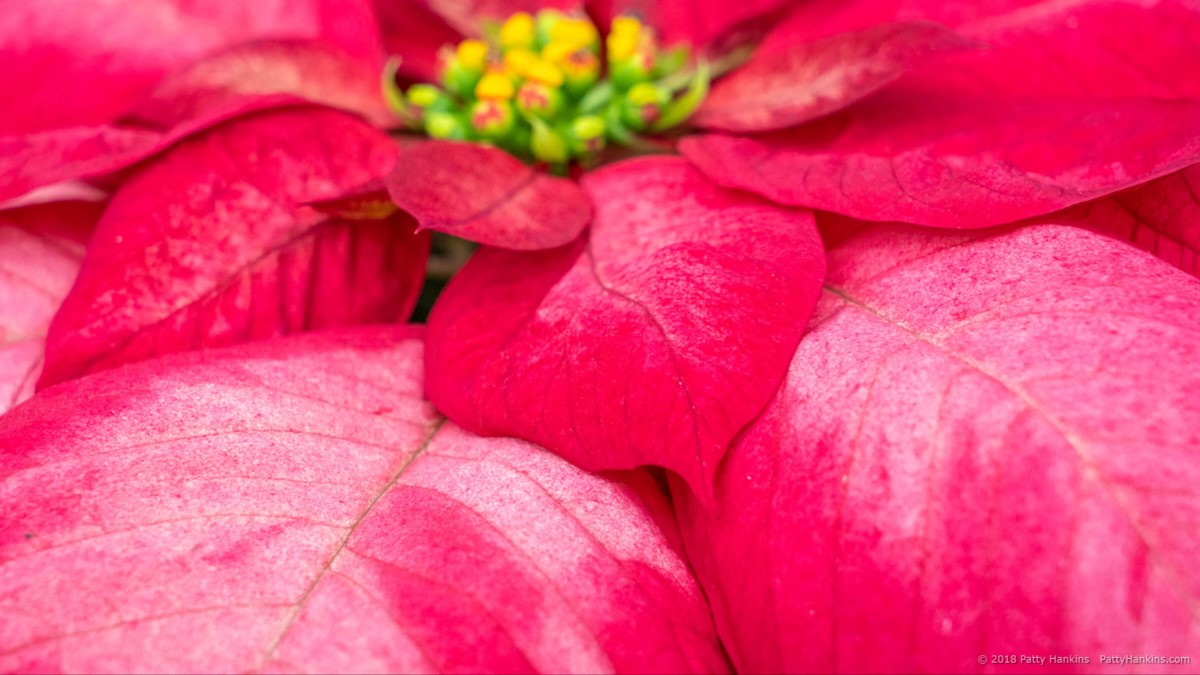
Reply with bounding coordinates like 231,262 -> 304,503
2,0 -> 1198,673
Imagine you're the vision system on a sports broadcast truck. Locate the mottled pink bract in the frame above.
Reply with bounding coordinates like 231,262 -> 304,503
426,157 -> 825,503
676,223 -> 1200,673
0,201 -> 100,413
0,0 -> 383,134
682,94 -> 1200,228
1043,164 -> 1200,277
127,39 -> 394,130
386,141 -> 592,250
39,107 -> 428,388
0,329 -> 729,674
694,21 -> 976,133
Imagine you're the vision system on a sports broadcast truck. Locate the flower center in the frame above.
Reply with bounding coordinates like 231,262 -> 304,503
384,10 -> 710,168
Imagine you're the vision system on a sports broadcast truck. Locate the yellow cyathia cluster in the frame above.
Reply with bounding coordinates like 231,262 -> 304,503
384,9 -> 709,168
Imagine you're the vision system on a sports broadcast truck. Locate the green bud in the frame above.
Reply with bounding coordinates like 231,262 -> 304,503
651,58 -> 711,132
560,51 -> 601,99
394,12 -> 703,168
499,123 -> 533,160
619,82 -> 668,131
516,81 -> 564,121
577,81 -> 613,115
534,10 -> 562,48
653,45 -> 692,79
529,117 -> 569,163
382,57 -> 408,117
425,111 -> 469,140
407,84 -> 447,110
401,84 -> 452,130
610,57 -> 651,90
442,59 -> 483,100
604,101 -> 635,146
568,115 -> 606,157
470,100 -> 517,140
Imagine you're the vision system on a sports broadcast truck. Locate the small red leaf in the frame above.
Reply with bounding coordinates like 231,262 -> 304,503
425,157 -> 825,503
386,141 -> 592,250
126,39 -> 394,130
0,0 -> 383,134
40,108 -> 428,389
0,328 -> 728,674
682,93 -> 1200,228
694,21 -> 977,133
0,201 -> 100,414
676,223 -> 1200,673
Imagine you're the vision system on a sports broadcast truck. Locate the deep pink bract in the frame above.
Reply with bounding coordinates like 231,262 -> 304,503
425,157 -> 825,503
38,107 -> 429,389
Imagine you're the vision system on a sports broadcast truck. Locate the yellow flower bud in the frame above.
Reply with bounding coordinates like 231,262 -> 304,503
534,9 -> 565,47
541,39 -> 577,64
401,10 -> 709,163
476,72 -> 515,100
611,16 -> 642,38
524,59 -> 564,87
607,28 -> 639,63
503,49 -> 538,78
550,17 -> 598,51
456,39 -> 489,72
556,48 -> 600,98
561,49 -> 599,77
499,12 -> 535,50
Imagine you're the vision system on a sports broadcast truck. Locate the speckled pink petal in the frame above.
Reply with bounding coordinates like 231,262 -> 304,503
676,223 -> 1200,673
589,0 -> 791,49
0,0 -> 383,134
1043,164 -> 1200,278
0,328 -> 728,674
898,0 -> 1200,99
682,93 -> 1200,228
694,21 -> 975,133
372,0 -> 463,83
0,126 -> 162,205
759,0 -> 1053,42
126,40 -> 394,130
426,0 -> 580,37
425,157 -> 825,504
39,107 -> 428,389
0,201 -> 100,415
386,141 -> 592,250
0,97 -> 357,206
